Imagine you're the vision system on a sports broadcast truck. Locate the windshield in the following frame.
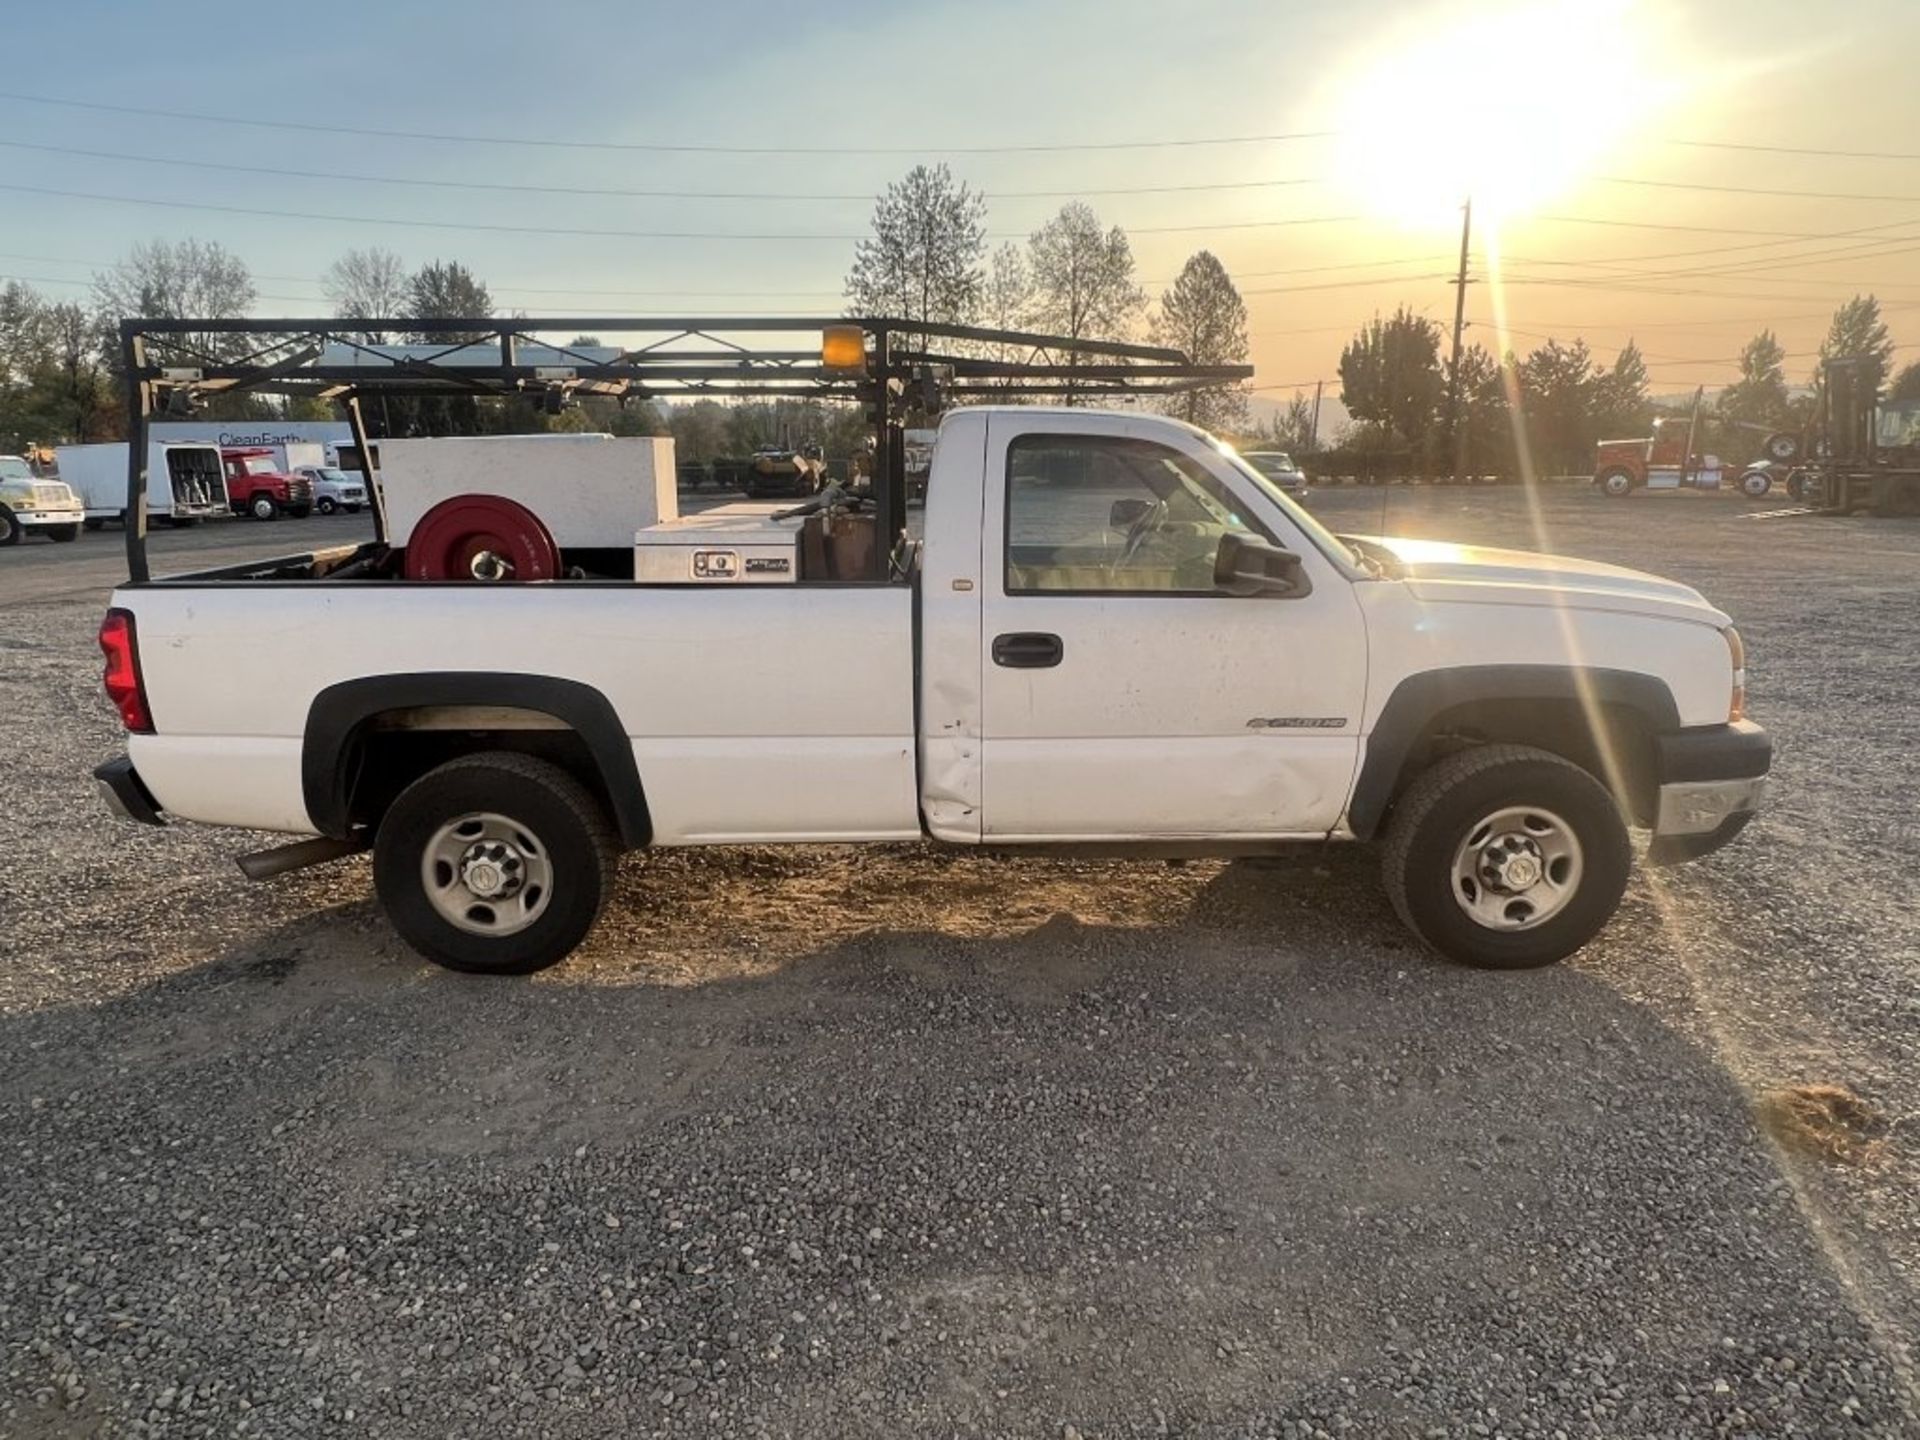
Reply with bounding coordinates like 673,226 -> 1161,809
1876,403 -> 1920,449
316,468 -> 356,483
0,457 -> 31,481
235,456 -> 278,476
1216,443 -> 1362,572
1250,453 -> 1295,472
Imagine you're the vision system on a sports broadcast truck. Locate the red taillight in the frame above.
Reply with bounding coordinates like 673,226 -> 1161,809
99,608 -> 153,734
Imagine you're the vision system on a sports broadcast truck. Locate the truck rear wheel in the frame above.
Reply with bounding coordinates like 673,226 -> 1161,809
373,752 -> 617,975
1381,744 -> 1631,970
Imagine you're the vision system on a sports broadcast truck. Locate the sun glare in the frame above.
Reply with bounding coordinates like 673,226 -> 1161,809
1325,0 -> 1683,227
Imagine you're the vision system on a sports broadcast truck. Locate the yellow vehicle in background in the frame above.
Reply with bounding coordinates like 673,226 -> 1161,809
0,453 -> 84,545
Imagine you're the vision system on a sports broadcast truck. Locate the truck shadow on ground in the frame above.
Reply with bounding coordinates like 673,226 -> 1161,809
0,849 -> 1908,1437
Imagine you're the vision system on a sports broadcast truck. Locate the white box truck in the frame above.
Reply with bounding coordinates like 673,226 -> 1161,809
58,441 -> 229,528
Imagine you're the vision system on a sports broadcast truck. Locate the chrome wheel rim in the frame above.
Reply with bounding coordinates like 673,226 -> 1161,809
1451,805 -> 1583,931
421,812 -> 553,937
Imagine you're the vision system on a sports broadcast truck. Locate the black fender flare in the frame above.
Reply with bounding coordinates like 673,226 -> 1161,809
1347,665 -> 1681,839
303,673 -> 649,847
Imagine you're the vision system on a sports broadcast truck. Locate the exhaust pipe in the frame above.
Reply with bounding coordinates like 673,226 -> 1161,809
235,835 -> 368,882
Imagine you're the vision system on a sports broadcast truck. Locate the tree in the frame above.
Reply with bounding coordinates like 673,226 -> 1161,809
1513,337 -> 1600,476
1260,391 -> 1318,452
1026,203 -> 1144,373
407,260 -> 493,340
1446,344 -> 1510,477
1886,360 -> 1920,402
844,164 -> 987,341
1820,294 -> 1894,396
91,238 -> 255,363
1338,307 -> 1443,456
1718,329 -> 1789,431
1592,340 -> 1650,438
38,302 -> 113,443
323,248 -> 410,341
1151,251 -> 1249,431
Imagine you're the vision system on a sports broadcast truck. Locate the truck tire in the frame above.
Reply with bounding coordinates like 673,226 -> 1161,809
46,523 -> 79,542
1381,744 -> 1631,970
316,497 -> 337,515
1763,431 -> 1800,463
1739,469 -> 1772,499
1596,467 -> 1636,498
249,493 -> 279,521
373,751 -> 618,975
0,505 -> 19,546
83,517 -> 105,532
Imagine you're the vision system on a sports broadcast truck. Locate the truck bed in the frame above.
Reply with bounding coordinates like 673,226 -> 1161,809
117,577 -> 921,844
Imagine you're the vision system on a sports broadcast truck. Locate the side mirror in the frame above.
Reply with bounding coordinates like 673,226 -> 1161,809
1214,532 -> 1311,598
1109,497 -> 1152,529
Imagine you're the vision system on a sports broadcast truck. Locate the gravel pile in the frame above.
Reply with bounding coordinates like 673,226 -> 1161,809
3,492 -> 1917,1437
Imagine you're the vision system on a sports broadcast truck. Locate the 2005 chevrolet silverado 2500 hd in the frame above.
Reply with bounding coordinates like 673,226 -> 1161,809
94,406 -> 1769,975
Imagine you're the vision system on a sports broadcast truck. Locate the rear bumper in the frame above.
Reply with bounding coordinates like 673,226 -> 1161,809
1646,719 -> 1769,864
93,755 -> 166,827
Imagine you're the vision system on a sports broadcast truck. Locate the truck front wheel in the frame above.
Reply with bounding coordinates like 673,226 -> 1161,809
1381,744 -> 1631,970
249,493 -> 279,521
1596,467 -> 1636,498
0,506 -> 19,546
373,752 -> 618,975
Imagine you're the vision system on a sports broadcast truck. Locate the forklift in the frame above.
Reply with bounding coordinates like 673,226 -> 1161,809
1796,356 -> 1920,517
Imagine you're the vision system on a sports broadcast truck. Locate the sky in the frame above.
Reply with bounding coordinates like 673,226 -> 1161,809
5,0 -> 1920,407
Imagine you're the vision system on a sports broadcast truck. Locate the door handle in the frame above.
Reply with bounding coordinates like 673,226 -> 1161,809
992,631 -> 1064,668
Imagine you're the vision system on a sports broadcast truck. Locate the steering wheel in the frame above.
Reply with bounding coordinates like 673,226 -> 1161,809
1115,499 -> 1167,568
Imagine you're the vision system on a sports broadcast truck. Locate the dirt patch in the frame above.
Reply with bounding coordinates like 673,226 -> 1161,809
1758,1083 -> 1891,1166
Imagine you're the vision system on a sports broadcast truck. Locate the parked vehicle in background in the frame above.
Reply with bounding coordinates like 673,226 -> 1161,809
58,441 -> 228,528
1595,390 -> 1803,500
291,465 -> 367,515
221,447 -> 314,521
1242,450 -> 1309,493
0,453 -> 84,544
742,445 -> 827,499
1593,415 -> 1727,497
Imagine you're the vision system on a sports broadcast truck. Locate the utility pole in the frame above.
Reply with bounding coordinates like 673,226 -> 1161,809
1309,378 -> 1323,451
1444,196 -> 1473,483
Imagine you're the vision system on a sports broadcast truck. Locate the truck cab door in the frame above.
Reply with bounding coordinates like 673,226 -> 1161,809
976,414 -> 1368,841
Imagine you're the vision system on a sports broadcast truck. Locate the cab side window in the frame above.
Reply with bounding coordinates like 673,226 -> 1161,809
1004,434 -> 1267,595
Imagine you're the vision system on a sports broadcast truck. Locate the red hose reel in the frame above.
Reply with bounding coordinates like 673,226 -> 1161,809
403,495 -> 560,582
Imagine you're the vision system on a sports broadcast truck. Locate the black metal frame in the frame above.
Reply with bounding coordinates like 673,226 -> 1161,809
118,315 -> 1252,583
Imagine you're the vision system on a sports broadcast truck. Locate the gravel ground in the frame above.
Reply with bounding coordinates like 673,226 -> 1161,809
2,488 -> 1917,1438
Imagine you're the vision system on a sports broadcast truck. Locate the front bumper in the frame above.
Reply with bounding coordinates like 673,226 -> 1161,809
17,508 -> 83,527
1646,719 -> 1769,865
94,755 -> 166,827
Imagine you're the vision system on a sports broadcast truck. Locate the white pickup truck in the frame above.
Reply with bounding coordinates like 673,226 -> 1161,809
94,404 -> 1769,976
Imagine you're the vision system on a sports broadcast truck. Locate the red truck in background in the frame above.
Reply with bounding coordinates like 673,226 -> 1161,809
221,447 -> 313,521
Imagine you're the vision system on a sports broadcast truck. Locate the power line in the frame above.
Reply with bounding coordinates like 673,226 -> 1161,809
0,89 -> 1333,157
1597,175 -> 1920,204
1669,138 -> 1920,163
0,180 -> 1369,241
0,137 -> 1328,204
